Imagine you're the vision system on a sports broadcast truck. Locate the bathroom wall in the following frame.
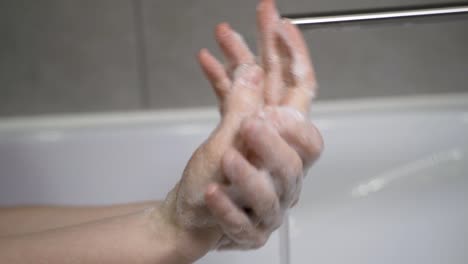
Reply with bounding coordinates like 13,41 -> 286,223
0,0 -> 142,116
1,0 -> 467,117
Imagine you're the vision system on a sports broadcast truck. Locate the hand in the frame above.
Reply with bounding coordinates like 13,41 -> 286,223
255,0 -> 322,205
198,0 -> 323,250
159,20 -> 266,262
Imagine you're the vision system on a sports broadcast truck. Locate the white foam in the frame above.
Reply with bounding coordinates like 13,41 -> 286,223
277,106 -> 305,122
275,25 -> 309,83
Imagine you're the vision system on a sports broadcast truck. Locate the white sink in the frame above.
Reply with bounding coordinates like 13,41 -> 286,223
0,93 -> 467,264
288,94 -> 468,264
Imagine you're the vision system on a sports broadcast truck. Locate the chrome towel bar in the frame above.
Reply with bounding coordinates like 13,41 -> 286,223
287,4 -> 468,27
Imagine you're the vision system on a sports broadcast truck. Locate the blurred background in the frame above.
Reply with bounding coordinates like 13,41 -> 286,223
1,0 -> 467,117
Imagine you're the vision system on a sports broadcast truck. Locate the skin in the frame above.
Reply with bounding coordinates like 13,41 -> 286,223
195,0 -> 322,249
0,206 -> 196,264
0,0 -> 323,262
0,202 -> 157,237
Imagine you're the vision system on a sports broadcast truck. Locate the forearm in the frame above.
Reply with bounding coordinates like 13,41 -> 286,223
0,204 -> 217,264
0,201 -> 157,237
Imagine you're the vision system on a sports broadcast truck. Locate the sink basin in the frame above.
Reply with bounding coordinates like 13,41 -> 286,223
0,93 -> 466,263
288,94 -> 468,264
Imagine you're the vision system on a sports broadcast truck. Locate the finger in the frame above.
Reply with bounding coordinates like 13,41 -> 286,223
216,236 -> 233,249
226,63 -> 264,117
217,232 -> 270,250
231,63 -> 264,94
217,240 -> 248,250
278,19 -> 318,114
204,183 -> 258,245
232,63 -> 263,87
264,106 -> 324,169
289,169 -> 308,208
256,0 -> 283,105
197,48 -> 231,100
215,23 -> 255,73
240,118 -> 303,206
222,149 -> 281,228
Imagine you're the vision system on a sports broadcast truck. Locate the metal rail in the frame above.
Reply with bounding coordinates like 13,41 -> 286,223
288,5 -> 468,26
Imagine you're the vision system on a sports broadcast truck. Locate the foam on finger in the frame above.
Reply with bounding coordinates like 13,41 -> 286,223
215,23 -> 255,73
275,19 -> 318,113
256,0 -> 284,105
264,106 -> 324,169
241,117 -> 303,206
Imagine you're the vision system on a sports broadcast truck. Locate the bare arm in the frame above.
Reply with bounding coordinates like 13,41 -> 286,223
0,201 -> 157,237
0,203 -> 219,264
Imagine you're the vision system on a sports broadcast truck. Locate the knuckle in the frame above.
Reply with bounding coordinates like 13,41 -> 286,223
250,64 -> 264,78
302,123 -> 324,163
281,153 -> 303,179
229,222 -> 248,238
224,152 -> 250,183
240,118 -> 259,139
257,194 -> 280,220
276,152 -> 301,177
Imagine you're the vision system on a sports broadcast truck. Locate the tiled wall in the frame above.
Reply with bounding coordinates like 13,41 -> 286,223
0,0 -> 142,116
1,0 -> 467,117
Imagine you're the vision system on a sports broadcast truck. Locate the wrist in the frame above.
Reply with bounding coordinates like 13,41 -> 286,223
150,197 -> 222,263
